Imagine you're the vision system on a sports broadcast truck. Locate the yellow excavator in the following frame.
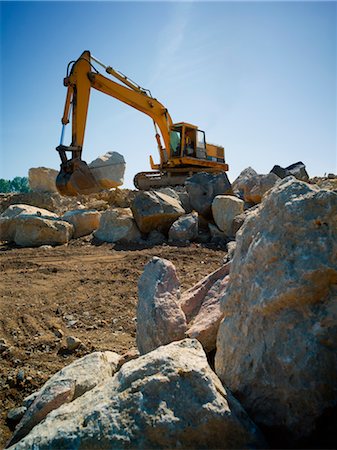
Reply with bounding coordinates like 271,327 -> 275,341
56,50 -> 229,195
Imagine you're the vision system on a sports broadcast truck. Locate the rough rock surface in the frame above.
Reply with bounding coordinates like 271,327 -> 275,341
2,215 -> 73,247
271,161 -> 309,181
28,167 -> 58,193
131,191 -> 185,234
208,223 -> 226,241
89,151 -> 125,189
156,187 -> 192,213
1,204 -> 58,219
94,208 -> 141,243
212,195 -> 244,236
7,351 -> 121,447
215,178 -> 337,444
168,212 -> 198,243
136,257 -> 186,354
181,263 -> 231,352
231,167 -> 258,198
243,172 -> 280,204
62,209 -> 101,238
9,340 -> 266,450
185,172 -> 232,218
0,205 -> 59,242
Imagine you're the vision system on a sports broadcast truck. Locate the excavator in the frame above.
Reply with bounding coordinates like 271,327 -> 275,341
56,50 -> 230,195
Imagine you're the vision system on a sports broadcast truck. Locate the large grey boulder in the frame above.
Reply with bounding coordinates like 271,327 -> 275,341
271,161 -> 309,182
215,177 -> 337,445
62,209 -> 101,238
185,172 -> 232,218
131,191 -> 185,234
212,195 -> 244,236
168,212 -> 198,243
89,151 -> 125,189
9,339 -> 266,450
28,167 -> 58,193
7,351 -> 121,447
94,208 -> 141,243
137,257 -> 187,354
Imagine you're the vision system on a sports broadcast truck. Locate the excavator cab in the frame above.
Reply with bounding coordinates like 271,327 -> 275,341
169,123 -> 207,160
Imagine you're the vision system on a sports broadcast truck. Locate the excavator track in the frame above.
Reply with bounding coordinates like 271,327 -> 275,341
133,169 -> 228,191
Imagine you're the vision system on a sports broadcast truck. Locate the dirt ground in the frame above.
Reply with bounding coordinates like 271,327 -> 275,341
0,239 -> 227,447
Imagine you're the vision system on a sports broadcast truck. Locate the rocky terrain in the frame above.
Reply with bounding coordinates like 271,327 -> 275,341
0,162 -> 336,449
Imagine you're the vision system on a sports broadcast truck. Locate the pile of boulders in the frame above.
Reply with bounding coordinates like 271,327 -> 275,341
2,160 -> 333,249
5,171 -> 337,448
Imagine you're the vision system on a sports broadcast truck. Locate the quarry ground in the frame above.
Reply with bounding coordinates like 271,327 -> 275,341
0,239 -> 227,447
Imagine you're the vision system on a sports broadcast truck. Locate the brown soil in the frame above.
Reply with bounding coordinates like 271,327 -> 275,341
0,239 -> 227,447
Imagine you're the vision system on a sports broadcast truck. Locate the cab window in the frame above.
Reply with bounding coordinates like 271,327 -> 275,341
170,130 -> 181,157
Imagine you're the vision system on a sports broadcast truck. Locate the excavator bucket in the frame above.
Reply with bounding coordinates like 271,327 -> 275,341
56,159 -> 101,196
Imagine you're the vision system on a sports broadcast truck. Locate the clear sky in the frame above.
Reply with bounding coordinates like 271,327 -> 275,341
1,0 -> 336,188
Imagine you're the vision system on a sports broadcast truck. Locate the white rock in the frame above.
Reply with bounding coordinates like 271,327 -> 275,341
89,151 -> 125,189
13,216 -> 73,247
94,208 -> 141,243
9,340 -> 266,450
28,167 -> 58,193
62,209 -> 101,238
212,195 -> 244,235
131,191 -> 185,234
7,351 -> 121,447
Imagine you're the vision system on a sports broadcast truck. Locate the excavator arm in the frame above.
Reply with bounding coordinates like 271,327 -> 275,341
56,50 -> 173,195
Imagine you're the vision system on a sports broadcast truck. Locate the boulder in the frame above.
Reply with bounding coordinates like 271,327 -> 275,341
185,172 -> 232,218
62,209 -> 101,238
136,257 -> 186,354
271,161 -> 309,182
94,208 -> 141,243
243,172 -> 280,204
0,205 -> 59,242
88,151 -> 125,189
212,195 -> 244,236
1,204 -> 58,219
7,351 -> 121,447
168,212 -> 198,243
231,167 -> 258,198
156,186 -> 192,213
1,215 -> 73,247
131,191 -> 185,234
181,263 -> 231,353
215,178 -> 337,445
9,340 -> 266,450
146,230 -> 166,246
208,223 -> 226,241
28,167 -> 58,193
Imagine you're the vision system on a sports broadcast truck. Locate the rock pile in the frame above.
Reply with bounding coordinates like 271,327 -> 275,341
5,168 -> 337,449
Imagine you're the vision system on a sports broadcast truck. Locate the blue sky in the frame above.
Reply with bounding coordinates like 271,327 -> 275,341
1,1 -> 336,188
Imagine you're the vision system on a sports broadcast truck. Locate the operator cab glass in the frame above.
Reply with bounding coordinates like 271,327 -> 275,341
196,130 -> 207,159
170,127 -> 182,157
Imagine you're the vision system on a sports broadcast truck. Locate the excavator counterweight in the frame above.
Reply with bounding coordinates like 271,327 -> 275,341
55,51 -> 230,195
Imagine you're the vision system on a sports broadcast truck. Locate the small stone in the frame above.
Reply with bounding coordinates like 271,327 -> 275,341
17,370 -> 25,382
54,329 -> 64,339
0,338 -> 9,353
66,336 -> 82,352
